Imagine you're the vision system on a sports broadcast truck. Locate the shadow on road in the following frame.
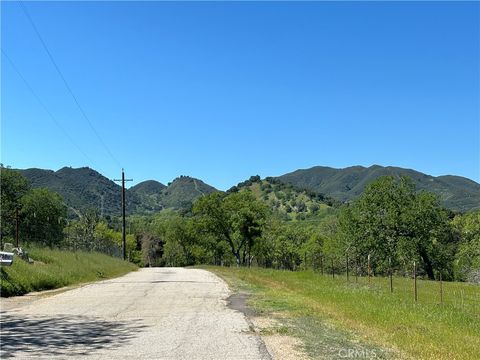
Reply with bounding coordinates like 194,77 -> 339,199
0,312 -> 146,358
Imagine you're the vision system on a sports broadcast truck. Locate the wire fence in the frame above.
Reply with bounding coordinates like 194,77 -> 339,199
305,254 -> 480,315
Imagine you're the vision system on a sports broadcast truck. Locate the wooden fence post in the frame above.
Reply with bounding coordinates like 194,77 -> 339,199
413,261 -> 417,302
439,272 -> 443,305
346,254 -> 349,282
355,258 -> 358,283
368,254 -> 371,284
389,257 -> 393,293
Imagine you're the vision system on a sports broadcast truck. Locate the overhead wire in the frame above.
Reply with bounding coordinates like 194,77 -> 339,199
18,0 -> 122,169
2,49 -> 104,172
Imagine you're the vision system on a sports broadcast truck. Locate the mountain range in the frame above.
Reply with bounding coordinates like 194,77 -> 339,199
277,165 -> 480,212
17,167 -> 216,217
16,164 -> 479,216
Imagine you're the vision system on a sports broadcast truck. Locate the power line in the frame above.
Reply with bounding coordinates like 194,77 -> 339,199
2,49 -> 101,170
19,0 -> 122,169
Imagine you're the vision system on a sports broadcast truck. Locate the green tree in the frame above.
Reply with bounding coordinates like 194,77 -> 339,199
0,167 -> 30,241
265,222 -> 309,270
453,211 -> 480,282
397,192 -> 455,279
64,209 -> 100,251
94,222 -> 123,257
163,216 -> 198,266
338,176 -> 453,279
20,188 -> 67,247
193,191 -> 268,266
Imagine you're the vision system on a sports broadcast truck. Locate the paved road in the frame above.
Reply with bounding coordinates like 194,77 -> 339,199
0,268 -> 271,359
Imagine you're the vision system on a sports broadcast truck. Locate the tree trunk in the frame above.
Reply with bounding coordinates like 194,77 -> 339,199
419,248 -> 435,280
234,250 -> 241,267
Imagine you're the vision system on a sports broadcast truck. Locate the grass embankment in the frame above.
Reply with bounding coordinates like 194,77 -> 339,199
207,266 -> 480,360
1,247 -> 137,297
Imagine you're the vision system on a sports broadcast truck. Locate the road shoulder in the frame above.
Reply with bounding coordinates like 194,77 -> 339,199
211,268 -> 309,360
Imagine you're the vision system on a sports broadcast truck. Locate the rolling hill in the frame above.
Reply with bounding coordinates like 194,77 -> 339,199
160,176 -> 217,210
16,164 -> 479,216
228,176 -> 337,221
18,167 -> 217,217
18,167 -> 133,217
277,165 -> 480,212
129,180 -> 166,213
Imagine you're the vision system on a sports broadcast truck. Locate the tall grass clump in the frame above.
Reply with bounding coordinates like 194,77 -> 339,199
1,247 -> 137,297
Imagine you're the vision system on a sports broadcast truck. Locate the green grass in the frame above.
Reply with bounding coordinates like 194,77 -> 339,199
1,247 -> 137,297
206,266 -> 480,360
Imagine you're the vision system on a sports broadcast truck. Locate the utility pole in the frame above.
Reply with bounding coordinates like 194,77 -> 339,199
114,169 -> 133,260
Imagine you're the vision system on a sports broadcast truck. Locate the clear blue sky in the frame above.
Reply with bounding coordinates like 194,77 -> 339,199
2,1 -> 479,189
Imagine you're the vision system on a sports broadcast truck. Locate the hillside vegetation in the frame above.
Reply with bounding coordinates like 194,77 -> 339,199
229,175 -> 337,221
278,165 -> 480,212
129,180 -> 166,212
16,164 -> 480,215
18,167 -> 217,216
19,167 -> 141,217
0,247 -> 137,297
161,176 -> 217,209
5,166 -> 479,282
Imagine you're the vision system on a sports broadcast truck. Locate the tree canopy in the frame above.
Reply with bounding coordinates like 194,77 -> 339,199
193,191 -> 268,266
338,176 -> 454,279
20,188 -> 67,247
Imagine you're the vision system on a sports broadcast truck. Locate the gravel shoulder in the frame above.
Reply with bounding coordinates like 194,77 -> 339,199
0,268 -> 272,359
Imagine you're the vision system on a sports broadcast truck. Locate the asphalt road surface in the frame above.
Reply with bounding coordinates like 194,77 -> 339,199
0,268 -> 271,359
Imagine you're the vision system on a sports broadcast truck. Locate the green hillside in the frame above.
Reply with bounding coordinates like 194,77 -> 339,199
160,176 -> 217,209
18,167 -> 138,217
18,167 -> 217,216
277,165 -> 480,212
17,165 -> 479,216
129,180 -> 166,213
229,176 -> 337,221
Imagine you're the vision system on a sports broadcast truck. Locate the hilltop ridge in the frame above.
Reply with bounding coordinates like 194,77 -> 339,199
16,164 -> 480,216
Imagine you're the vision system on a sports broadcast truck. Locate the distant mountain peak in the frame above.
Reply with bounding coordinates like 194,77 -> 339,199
130,180 -> 166,195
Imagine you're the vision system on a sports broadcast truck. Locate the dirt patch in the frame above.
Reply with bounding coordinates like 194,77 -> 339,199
251,316 -> 309,360
227,292 -> 308,360
262,334 -> 308,360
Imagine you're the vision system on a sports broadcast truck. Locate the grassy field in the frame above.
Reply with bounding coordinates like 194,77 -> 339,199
206,266 -> 480,360
1,247 -> 137,297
